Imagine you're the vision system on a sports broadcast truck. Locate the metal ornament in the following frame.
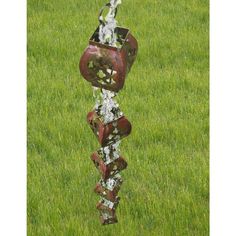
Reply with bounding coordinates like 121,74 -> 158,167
79,0 -> 138,225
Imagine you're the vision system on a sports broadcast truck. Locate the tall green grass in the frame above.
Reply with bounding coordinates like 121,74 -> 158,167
28,0 -> 209,235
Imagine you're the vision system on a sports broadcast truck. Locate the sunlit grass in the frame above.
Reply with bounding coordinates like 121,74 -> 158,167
27,0 -> 209,235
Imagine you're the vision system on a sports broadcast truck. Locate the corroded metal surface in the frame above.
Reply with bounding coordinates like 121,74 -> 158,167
87,110 -> 132,147
91,151 -> 127,180
94,174 -> 123,202
79,27 -> 138,92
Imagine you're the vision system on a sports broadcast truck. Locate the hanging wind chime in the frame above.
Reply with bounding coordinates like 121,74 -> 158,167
79,0 -> 138,225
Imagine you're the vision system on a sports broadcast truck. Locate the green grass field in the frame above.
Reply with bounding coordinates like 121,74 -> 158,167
27,0 -> 209,235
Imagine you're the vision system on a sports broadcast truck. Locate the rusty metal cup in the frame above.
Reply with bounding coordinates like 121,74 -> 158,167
91,151 -> 127,180
94,177 -> 123,202
79,27 -> 138,92
87,110 -> 132,147
97,197 -> 120,225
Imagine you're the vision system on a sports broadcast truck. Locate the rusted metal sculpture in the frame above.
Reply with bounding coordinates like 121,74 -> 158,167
79,0 -> 138,225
